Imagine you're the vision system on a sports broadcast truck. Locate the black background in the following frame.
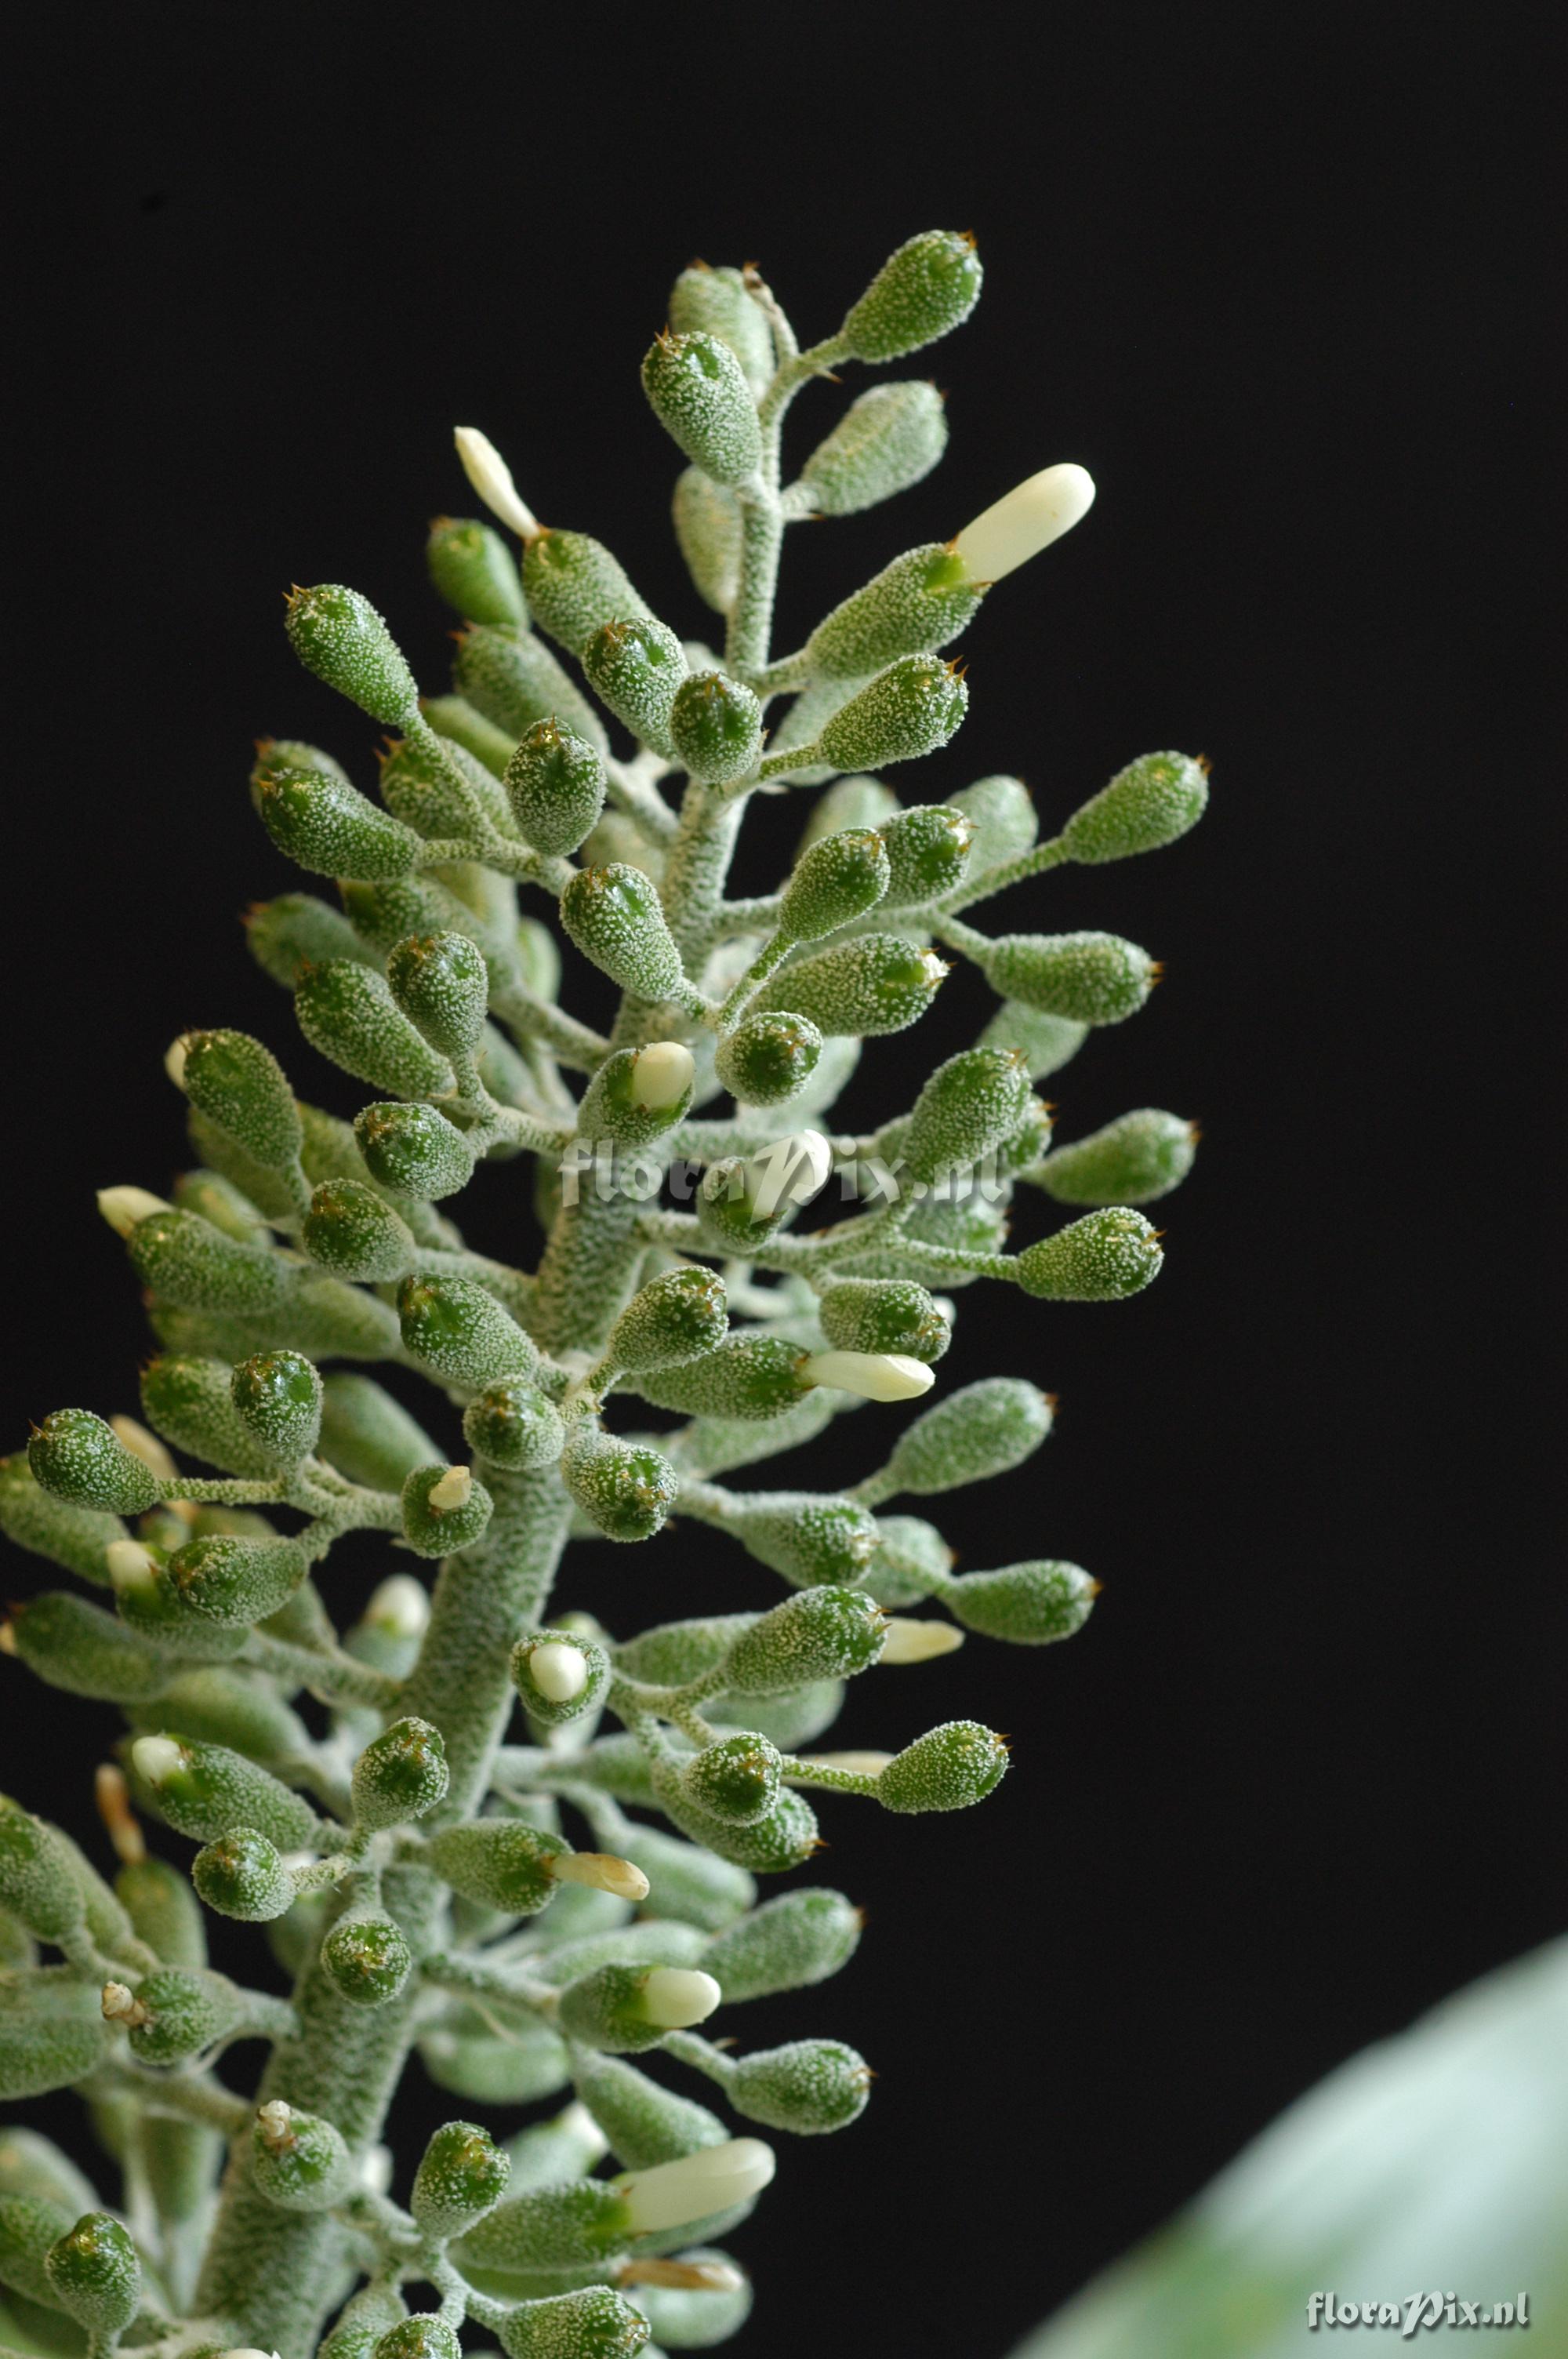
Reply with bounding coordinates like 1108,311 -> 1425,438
3,8 -> 1560,2356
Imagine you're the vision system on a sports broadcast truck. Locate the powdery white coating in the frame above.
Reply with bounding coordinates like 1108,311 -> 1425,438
96,1187 -> 172,1239
633,1041 -> 696,1110
952,463 -> 1097,583
130,1736 -> 187,1789
528,1638 -> 590,1703
364,1572 -> 431,1637
426,1465 -> 474,1514
640,1965 -> 723,2028
877,1616 -> 965,1663
800,1350 -> 935,1403
453,425 -> 539,538
618,2137 -> 777,2234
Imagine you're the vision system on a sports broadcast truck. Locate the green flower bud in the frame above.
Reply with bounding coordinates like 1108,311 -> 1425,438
191,1827 -> 294,1921
634,1336 -> 806,1422
354,1101 -> 477,1201
612,1616 -> 749,1686
978,930 -> 1157,1025
285,583 -> 419,725
372,2317 -> 463,2359
132,1666 -> 308,1771
397,1274 -> 537,1387
378,730 -> 514,841
576,1041 -> 697,1147
778,828 -> 891,943
385,930 -> 491,1063
171,1167 -> 270,1244
167,1532 -> 309,1626
680,1734 -> 782,1826
700,1888 -> 862,2002
229,1349 -> 324,1463
300,1176 -> 416,1284
976,1005 -> 1086,1090
294,959 -> 454,1097
561,1429 -> 679,1544
720,1587 -> 884,1696
43,2213 -> 141,2334
654,1769 -> 820,1875
668,261 -> 774,395
557,1962 -> 720,2055
401,1463 -> 494,1557
427,515 -> 528,627
841,231 -> 982,362
128,1733 -> 319,1849
0,1455 -> 126,1585
1036,1107 -> 1198,1207
691,1160 -> 782,1256
728,2038 -> 870,2135
258,765 -> 422,882
107,1853 -> 203,1970
511,1629 -> 611,1725
608,1268 -> 728,1374
560,864 -> 684,999
1062,750 -> 1209,864
136,1354 -> 273,1476
0,2192 -> 75,2307
668,671 -> 764,787
505,721 -> 608,857
720,1492 -> 880,1587
818,1279 -> 949,1362
6,1591 -> 169,1703
423,1819 -> 567,1915
798,377 -> 948,515
317,1372 -> 438,1491
877,1719 -> 1008,1812
454,615 -> 611,745
811,653 -> 967,772
347,1715 -> 448,1830
571,2051 -> 727,2172
522,530 -> 652,659
953,772 -> 1037,867
462,1379 -> 563,1475
412,2120 -> 510,2241
125,1965 -> 239,2064
880,801 -> 973,906
672,466 -> 742,614
246,891 -> 378,987
861,1512 -> 953,1608
179,1028 -> 304,1176
713,1009 -> 822,1107
251,2100 -> 354,2212
0,2018 -> 110,2102
0,1799 -> 85,1939
902,1046 -> 1033,1185
947,1558 -> 1098,1645
499,2286 -> 649,2359
583,616 -> 688,756
1014,1206 -> 1164,1301
130,1209 -> 290,1320
321,1912 -> 414,2007
27,1411 -> 162,1514
642,330 -> 763,486
755,932 -> 946,1036
881,1375 -> 1052,1497
318,2281 -> 410,2359
807,545 -> 983,683
420,2002 -> 568,2106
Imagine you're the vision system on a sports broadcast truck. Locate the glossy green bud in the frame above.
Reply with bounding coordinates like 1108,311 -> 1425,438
138,1354 -> 274,1475
635,1337 -> 806,1422
505,720 -> 608,857
43,2213 -> 140,2333
1014,1206 -> 1164,1300
386,930 -> 491,1063
798,378 -> 948,514
571,2051 -> 727,2172
347,1715 -> 448,1830
842,229 -> 982,362
561,1428 -> 680,1543
979,929 -> 1157,1025
1062,750 -> 1209,863
583,616 -> 687,756
258,765 -> 422,882
285,583 -> 419,725
427,515 -> 528,627
947,1558 -> 1098,1645
576,1041 -> 697,1148
0,1456 -> 125,1585
729,2038 -> 870,2135
167,1532 -> 309,1626
0,1799 -> 84,1939
128,1733 -> 319,1849
499,2286 -> 650,2359
608,1268 -> 728,1374
672,466 -> 742,614
878,1718 -> 1008,1812
884,1376 -> 1052,1496
397,1274 -> 535,1387
423,1819 -> 566,1914
713,1009 -> 822,1107
1036,1107 -> 1198,1206
807,544 -> 983,682
668,671 -> 764,788
462,1379 -> 563,1475
354,1101 -> 477,1201
27,1411 -> 162,1514
812,653 -> 967,772
818,1279 -> 949,1362
372,2317 -> 463,2359
522,529 -> 652,659
557,1962 -> 720,2056
321,1912 -> 413,2007
125,1965 -> 238,2063
5,1591 -> 169,1703
179,1028 -> 304,1176
318,1372 -> 438,1489
229,1349 -> 324,1463
880,801 -> 973,905
778,827 -> 891,943
721,1587 -> 884,1696
642,330 -> 763,485
191,1827 -> 294,1921
680,1734 -> 782,1826
294,959 -> 454,1097
511,1629 -> 611,1725
246,891 -> 379,987
412,2120 -> 510,2241
668,261 -> 774,395
401,1463 -> 494,1557
721,1492 -> 880,1587
755,932 -> 946,1036
700,1888 -> 862,2002
560,864 -> 684,999
251,2101 -> 354,2212
299,1177 -> 415,1284
902,1046 -> 1033,1184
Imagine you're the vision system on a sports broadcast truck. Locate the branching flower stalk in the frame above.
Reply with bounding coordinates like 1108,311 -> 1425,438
0,232 -> 1205,2359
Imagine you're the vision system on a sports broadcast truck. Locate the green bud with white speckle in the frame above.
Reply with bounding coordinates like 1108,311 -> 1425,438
294,959 -> 454,1097
464,1378 -> 565,1473
352,1717 -> 450,1828
180,1028 -> 304,1172
818,1279 -> 949,1362
129,1733 -> 319,1849
713,1009 -> 822,1107
426,515 -> 528,627
811,655 -> 967,773
0,1799 -> 85,1939
1014,1207 -> 1164,1301
27,1411 -> 162,1514
642,331 -> 763,485
779,828 -> 891,943
699,1888 -> 862,2002
669,261 -> 774,392
258,765 -> 422,882
755,932 -> 946,1036
321,1913 -> 414,2008
424,1818 -> 568,1914
561,1428 -> 679,1543
946,1559 -> 1098,1645
412,2120 -> 510,2241
720,1587 -> 884,1696
882,1377 -> 1053,1496
354,1100 -> 477,1200
401,1463 -> 494,1556
397,1274 -> 537,1387
252,2102 -> 354,2212
560,864 -> 685,999
808,545 -> 984,681
608,1267 -> 728,1374
669,671 -> 764,787
522,530 -> 652,658
680,1735 -> 782,1826
557,1961 -> 721,2054
285,584 -> 419,725
387,930 -> 491,1062
1035,1107 -> 1198,1205
499,2285 -> 651,2359
841,231 -> 983,362
977,929 -> 1158,1026
720,1492 -> 880,1587
302,1179 -> 417,1281
877,1719 -> 1009,1812
728,2038 -> 871,2135
505,720 -> 608,856
902,1046 -> 1033,1185
44,2212 -> 141,2333
246,891 -> 376,987
583,616 -> 688,756
1062,750 -> 1209,863
130,1209 -> 289,1318
635,1336 -> 807,1422
880,802 -> 973,904
799,379 -> 948,514
166,1531 -> 309,1625
191,1827 -> 294,1921
123,1966 -> 240,2064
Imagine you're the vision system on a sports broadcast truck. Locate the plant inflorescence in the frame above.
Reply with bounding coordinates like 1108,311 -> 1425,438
1,231 -> 1203,2359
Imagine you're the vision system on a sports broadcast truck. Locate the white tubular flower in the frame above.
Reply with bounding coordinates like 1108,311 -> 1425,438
551,1850 -> 650,1903
951,462 -> 1096,583
618,2136 -> 776,2235
426,1465 -> 473,1514
164,1035 -> 190,1089
129,1735 -> 186,1790
363,1572 -> 430,1639
877,1616 -> 965,1664
740,1128 -> 834,1219
106,1539 -> 160,1594
641,1966 -> 723,2029
216,2347 -> 284,2359
96,1186 -> 172,1239
798,1350 -> 936,1403
454,426 -> 539,539
528,1638 -> 590,1703
633,1040 -> 696,1110
108,1414 -> 178,1481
